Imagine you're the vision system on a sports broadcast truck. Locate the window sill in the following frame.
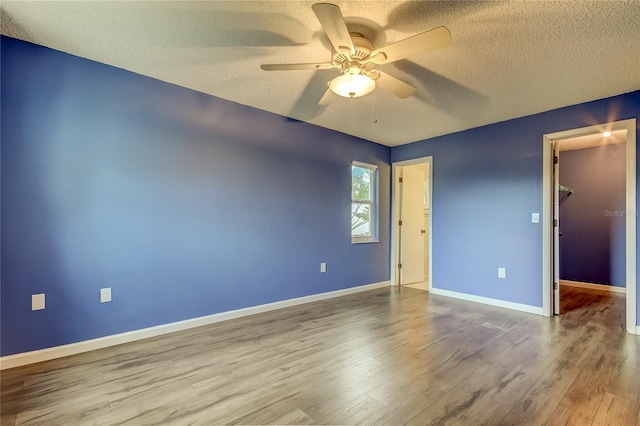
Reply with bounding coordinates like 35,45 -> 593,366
352,238 -> 380,244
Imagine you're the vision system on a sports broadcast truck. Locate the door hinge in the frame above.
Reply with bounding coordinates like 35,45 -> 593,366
554,156 -> 559,164
399,177 -> 403,183
554,219 -> 558,227
554,281 -> 558,290
399,220 -> 403,226
398,263 -> 403,269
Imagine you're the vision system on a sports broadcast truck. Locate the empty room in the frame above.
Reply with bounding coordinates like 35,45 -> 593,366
1,1 -> 639,425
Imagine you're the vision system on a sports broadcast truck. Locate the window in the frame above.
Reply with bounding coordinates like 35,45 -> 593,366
351,161 -> 378,243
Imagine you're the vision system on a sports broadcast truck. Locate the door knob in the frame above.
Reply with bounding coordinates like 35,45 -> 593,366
421,230 -> 426,234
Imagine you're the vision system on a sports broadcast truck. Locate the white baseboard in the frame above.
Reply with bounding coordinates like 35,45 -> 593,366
636,326 -> 640,335
0,281 -> 390,370
429,287 -> 544,316
560,279 -> 626,294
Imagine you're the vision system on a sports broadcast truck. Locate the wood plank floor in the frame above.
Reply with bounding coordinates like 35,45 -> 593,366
2,285 -> 639,425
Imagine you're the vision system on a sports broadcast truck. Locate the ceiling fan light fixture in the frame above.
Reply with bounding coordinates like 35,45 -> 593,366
329,74 -> 375,98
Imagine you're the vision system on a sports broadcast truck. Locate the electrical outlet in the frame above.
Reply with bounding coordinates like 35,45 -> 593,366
531,213 -> 540,223
498,268 -> 506,279
32,293 -> 45,311
320,262 -> 327,273
100,287 -> 112,303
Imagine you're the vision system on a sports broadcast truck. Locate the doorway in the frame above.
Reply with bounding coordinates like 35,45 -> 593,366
554,131 -> 627,315
390,156 -> 433,290
542,119 -> 637,334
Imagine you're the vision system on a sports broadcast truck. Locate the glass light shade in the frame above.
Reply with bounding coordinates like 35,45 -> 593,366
329,74 -> 375,98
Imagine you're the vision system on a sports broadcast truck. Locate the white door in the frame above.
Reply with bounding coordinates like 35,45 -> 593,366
553,144 -> 560,314
424,162 -> 431,281
400,167 -> 425,285
424,213 -> 430,279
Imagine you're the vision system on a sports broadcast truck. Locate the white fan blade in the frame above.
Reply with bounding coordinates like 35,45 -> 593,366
370,26 -> 451,65
312,3 -> 355,55
375,71 -> 416,98
318,88 -> 340,105
261,63 -> 336,71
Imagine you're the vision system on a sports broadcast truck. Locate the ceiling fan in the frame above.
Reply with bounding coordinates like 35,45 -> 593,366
260,3 -> 452,105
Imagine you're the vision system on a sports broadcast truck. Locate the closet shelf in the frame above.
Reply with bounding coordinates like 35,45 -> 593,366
559,184 -> 574,205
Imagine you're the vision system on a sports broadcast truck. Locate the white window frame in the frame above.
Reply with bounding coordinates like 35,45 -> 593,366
351,161 -> 378,244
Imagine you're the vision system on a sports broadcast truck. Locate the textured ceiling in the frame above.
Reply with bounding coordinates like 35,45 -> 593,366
2,1 -> 639,146
557,129 -> 626,152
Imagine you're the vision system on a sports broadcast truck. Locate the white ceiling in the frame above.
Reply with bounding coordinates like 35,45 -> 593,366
2,1 -> 639,146
557,129 -> 626,152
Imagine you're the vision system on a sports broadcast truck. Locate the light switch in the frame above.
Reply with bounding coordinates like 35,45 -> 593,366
531,213 -> 540,223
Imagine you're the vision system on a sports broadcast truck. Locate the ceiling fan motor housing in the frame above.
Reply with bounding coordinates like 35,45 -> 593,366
332,33 -> 374,72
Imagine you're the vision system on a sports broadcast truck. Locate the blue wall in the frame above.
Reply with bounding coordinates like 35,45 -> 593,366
559,144 -> 626,287
393,91 -> 640,314
2,35 -> 639,357
0,37 -> 391,356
